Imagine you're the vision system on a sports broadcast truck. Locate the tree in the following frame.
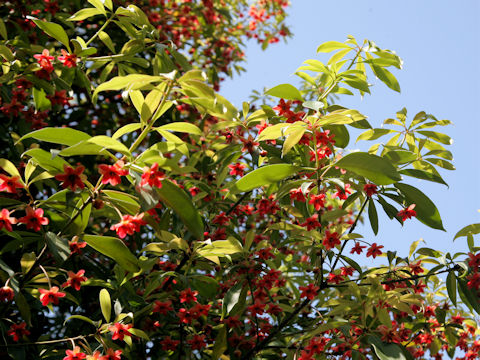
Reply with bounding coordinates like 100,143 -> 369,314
0,1 -> 479,359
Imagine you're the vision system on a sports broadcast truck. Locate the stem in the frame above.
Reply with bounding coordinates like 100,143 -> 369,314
85,15 -> 115,47
0,334 -> 96,347
330,197 -> 369,272
129,81 -> 173,154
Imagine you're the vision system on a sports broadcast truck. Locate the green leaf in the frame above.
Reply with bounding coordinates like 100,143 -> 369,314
0,45 -> 14,62
453,223 -> 480,240
368,198 -> 379,235
32,88 -> 51,111
356,128 -> 396,142
64,315 -> 95,326
394,183 -> 444,230
457,278 -> 480,315
446,271 -> 457,306
112,123 -> 142,139
157,122 -> 202,135
98,31 -> 115,53
317,41 -> 351,53
20,252 -> 35,274
334,152 -> 401,185
88,0 -> 106,13
45,232 -> 70,264
15,292 -> 32,327
83,235 -> 140,272
60,135 -> 130,157
92,74 -> 166,103
399,169 -> 448,187
99,289 -> 111,322
155,179 -> 204,240
0,158 -> 21,178
23,148 -> 69,173
371,64 -> 401,92
282,127 -> 306,156
211,324 -> 227,359
0,19 -> 7,40
28,17 -> 71,52
230,164 -> 299,193
265,84 -> 303,101
197,238 -> 243,258
369,335 -> 407,360
18,127 -> 91,146
222,282 -> 246,317
68,8 -> 104,21
342,78 -> 371,93
417,131 -> 453,145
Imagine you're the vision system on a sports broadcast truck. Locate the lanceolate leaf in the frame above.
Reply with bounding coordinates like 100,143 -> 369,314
399,169 -> 448,187
99,289 -> 111,323
156,179 -> 204,240
18,127 -> 91,146
369,335 -> 407,360
446,271 -> 457,306
265,84 -> 304,101
28,17 -> 71,52
368,198 -> 379,235
83,235 -> 140,272
230,164 -> 300,193
453,223 -> 480,240
394,183 -> 445,231
334,152 -> 401,185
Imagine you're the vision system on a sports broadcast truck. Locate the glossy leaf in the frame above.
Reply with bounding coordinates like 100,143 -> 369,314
394,183 -> 445,230
211,324 -> 227,359
368,198 -> 378,235
265,84 -> 303,101
68,8 -> 104,21
83,235 -> 140,272
317,41 -> 351,52
18,127 -> 91,146
446,271 -> 457,306
45,232 -> 70,264
156,179 -> 204,240
334,152 -> 401,185
99,289 -> 111,322
230,164 -> 300,193
399,169 -> 448,187
453,223 -> 480,240
157,122 -> 202,135
28,17 -> 71,52
369,335 -> 407,360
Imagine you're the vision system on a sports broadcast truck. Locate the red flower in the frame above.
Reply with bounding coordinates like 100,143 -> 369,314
467,252 -> 480,269
7,322 -> 30,342
256,247 -> 275,260
300,214 -> 321,231
18,207 -> 49,231
188,334 -> 206,350
240,135 -> 259,153
0,286 -> 15,302
299,283 -> 319,300
290,187 -> 307,202
364,183 -> 378,197
62,270 -> 87,291
47,90 -> 73,106
247,300 -> 266,316
323,230 -> 340,250
350,242 -> 366,254
308,193 -> 325,211
409,261 -> 424,275
228,162 -> 246,176
332,184 -> 352,200
178,308 -> 194,324
366,243 -> 384,258
273,99 -> 292,116
467,272 -> 480,290
0,174 -> 24,193
99,161 -> 129,186
55,165 -> 86,191
110,213 -> 146,239
58,50 -> 78,68
152,300 -> 173,315
0,209 -> 16,231
340,266 -> 354,276
160,336 -> 180,351
397,204 -> 416,221
63,346 -> 86,360
212,212 -> 230,226
39,286 -> 66,306
69,238 -> 87,255
33,49 -> 55,72
179,288 -> 198,303
327,272 -> 344,284
109,323 -> 132,341
100,348 -> 122,360
141,162 -> 164,188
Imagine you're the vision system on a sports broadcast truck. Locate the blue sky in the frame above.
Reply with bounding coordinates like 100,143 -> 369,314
221,0 -> 480,259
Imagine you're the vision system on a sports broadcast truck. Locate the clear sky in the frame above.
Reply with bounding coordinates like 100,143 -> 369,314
221,0 -> 480,260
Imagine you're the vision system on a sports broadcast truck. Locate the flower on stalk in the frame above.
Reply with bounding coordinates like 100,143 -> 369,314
363,183 -> 378,197
99,161 -> 129,186
7,322 -> 30,342
33,49 -> 55,73
63,346 -> 86,360
110,213 -> 147,239
109,323 -> 132,341
100,349 -> 122,360
397,204 -> 416,221
0,174 -> 24,193
366,243 -> 384,259
55,165 -> 86,191
0,286 -> 14,302
299,283 -> 319,300
141,162 -> 164,188
58,50 -> 78,68
62,270 -> 87,291
0,209 -> 16,231
18,206 -> 49,231
39,286 -> 66,306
